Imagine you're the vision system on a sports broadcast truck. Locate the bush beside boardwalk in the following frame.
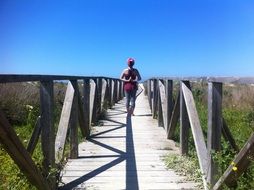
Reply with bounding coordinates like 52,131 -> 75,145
0,82 -> 67,189
164,82 -> 254,189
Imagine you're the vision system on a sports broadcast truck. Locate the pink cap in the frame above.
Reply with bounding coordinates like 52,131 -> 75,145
127,58 -> 135,66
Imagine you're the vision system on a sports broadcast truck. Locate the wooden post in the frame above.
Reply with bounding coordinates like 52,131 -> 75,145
71,80 -> 87,138
150,79 -> 154,112
181,81 -> 208,189
40,80 -> 55,187
101,79 -> 107,110
116,80 -> 120,101
222,118 -> 239,152
180,81 -> 190,155
147,79 -> 152,111
55,81 -> 74,164
108,79 -> 113,108
40,81 -> 55,167
96,78 -> 102,115
113,79 -> 117,104
119,80 -> 123,99
90,79 -> 96,125
116,80 -> 120,102
152,79 -> 158,119
158,81 -> 164,128
27,116 -> 41,155
158,80 -> 166,128
166,80 -> 173,133
207,82 -> 222,186
107,79 -> 112,108
70,80 -> 79,159
83,79 -> 90,137
167,92 -> 180,139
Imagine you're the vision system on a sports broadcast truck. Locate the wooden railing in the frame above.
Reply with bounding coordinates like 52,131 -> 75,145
144,77 -> 254,190
0,74 -> 123,190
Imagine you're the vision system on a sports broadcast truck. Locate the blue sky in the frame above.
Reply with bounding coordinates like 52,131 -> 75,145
1,0 -> 254,79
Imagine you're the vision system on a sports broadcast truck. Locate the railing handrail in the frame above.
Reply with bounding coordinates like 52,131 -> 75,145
149,76 -> 254,85
0,74 -> 119,83
0,74 -> 124,189
144,77 -> 254,190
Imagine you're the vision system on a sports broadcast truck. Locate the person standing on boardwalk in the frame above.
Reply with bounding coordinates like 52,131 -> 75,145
120,57 -> 141,115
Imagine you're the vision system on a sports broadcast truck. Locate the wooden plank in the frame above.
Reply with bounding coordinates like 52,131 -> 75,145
165,80 -> 173,132
167,92 -> 180,139
71,80 -> 86,138
40,80 -> 55,179
152,79 -> 157,118
182,81 -> 208,189
207,82 -> 222,185
147,79 -> 152,110
113,79 -> 118,104
83,79 -> 90,137
150,80 -> 154,112
96,78 -> 103,115
115,80 -> 119,102
101,79 -> 107,109
119,80 -> 123,100
107,79 -> 112,107
55,81 -> 75,163
60,87 -> 199,189
180,81 -> 190,155
207,77 -> 254,85
157,87 -> 164,128
213,133 -> 254,190
90,80 -> 96,126
117,80 -> 121,101
110,80 -> 115,107
3,74 -> 254,85
27,116 -> 41,155
0,74 -> 117,83
70,81 -> 79,159
222,118 -> 239,152
148,77 -> 254,85
158,80 -> 166,128
0,110 -> 50,190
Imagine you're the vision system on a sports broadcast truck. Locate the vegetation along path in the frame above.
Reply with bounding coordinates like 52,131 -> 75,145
59,85 -> 199,190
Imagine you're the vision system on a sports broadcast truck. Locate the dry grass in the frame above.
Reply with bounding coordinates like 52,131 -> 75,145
0,82 -> 66,125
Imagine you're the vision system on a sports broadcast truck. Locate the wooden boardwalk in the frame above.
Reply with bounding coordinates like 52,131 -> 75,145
59,88 -> 199,190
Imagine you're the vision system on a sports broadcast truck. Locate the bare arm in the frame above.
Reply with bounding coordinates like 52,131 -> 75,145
133,69 -> 141,82
120,69 -> 131,82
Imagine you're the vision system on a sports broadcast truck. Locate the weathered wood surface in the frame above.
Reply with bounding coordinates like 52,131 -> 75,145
89,80 -> 96,126
148,77 -> 254,85
0,74 -> 116,83
180,81 -> 190,155
207,82 -> 222,185
70,80 -> 79,159
167,92 -> 180,139
101,79 -> 107,109
222,118 -> 239,152
40,80 -> 55,180
27,116 -> 41,155
83,79 -> 90,137
213,132 -> 254,190
60,85 -> 200,190
55,82 -> 75,164
181,82 -> 208,189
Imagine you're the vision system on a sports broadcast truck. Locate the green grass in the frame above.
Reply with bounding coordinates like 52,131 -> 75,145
163,84 -> 254,189
0,124 -> 38,190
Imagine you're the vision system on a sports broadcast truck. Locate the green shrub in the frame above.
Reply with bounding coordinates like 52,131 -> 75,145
164,82 -> 254,189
